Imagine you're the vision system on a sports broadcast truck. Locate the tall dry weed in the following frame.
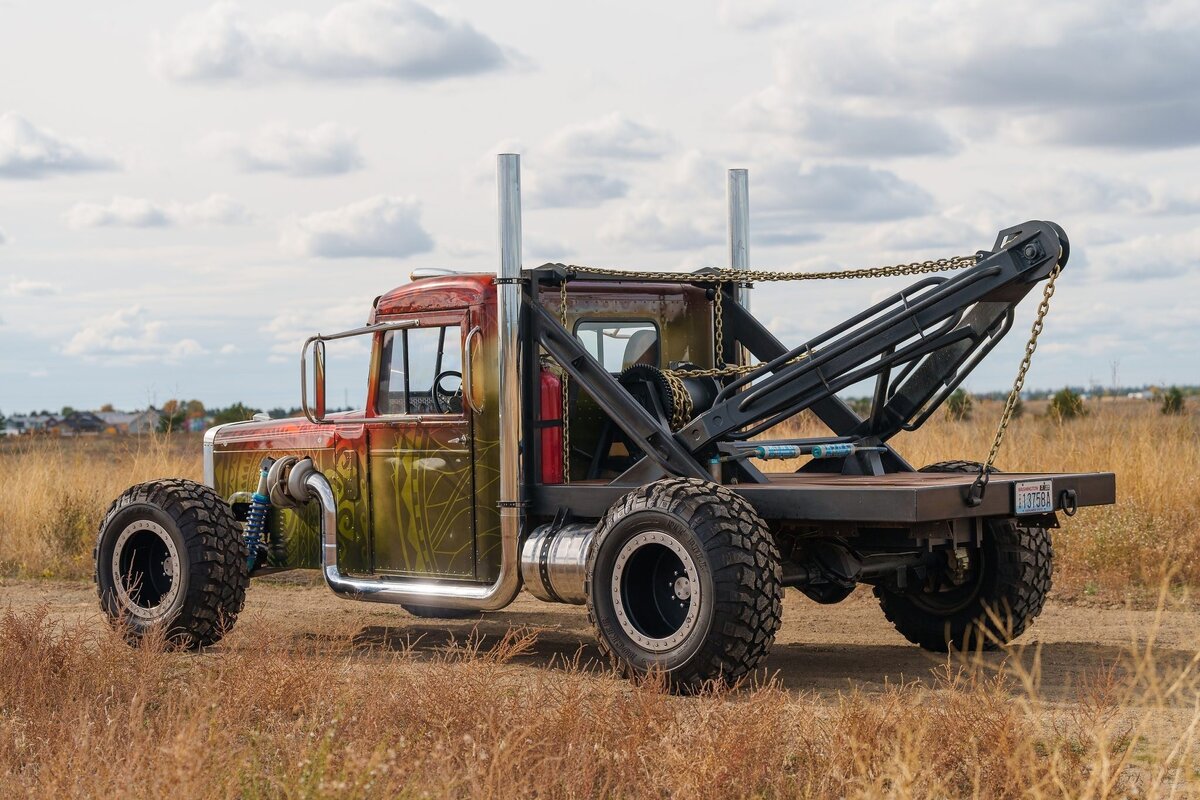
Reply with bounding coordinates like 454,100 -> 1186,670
0,435 -> 200,578
1,400 -> 1196,597
4,601 -> 1197,799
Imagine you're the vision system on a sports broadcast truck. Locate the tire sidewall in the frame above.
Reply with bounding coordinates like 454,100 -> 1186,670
97,501 -> 192,634
588,507 -> 716,676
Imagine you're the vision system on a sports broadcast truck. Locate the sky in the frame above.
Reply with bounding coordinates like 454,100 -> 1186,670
1,0 -> 1198,414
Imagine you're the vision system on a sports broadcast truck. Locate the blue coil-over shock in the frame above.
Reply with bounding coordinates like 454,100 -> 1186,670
244,458 -> 273,571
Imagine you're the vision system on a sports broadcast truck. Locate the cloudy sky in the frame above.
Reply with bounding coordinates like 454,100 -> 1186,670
1,0 -> 1197,413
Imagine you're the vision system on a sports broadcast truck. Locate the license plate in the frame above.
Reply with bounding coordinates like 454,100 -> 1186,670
1014,479 -> 1054,515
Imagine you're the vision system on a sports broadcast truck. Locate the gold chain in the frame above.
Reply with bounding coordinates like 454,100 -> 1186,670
981,262 -> 1063,474
660,370 -> 694,430
562,256 -> 978,380
560,256 -> 979,284
559,280 -> 571,484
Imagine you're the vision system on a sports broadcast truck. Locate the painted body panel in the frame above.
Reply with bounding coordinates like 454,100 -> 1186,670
209,273 -> 704,579
210,419 -> 370,572
210,272 -> 502,581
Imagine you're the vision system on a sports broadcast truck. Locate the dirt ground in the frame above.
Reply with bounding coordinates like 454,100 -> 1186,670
4,574 -> 1197,704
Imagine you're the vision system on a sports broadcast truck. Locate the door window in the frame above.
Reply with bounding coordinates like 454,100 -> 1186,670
377,324 -> 463,415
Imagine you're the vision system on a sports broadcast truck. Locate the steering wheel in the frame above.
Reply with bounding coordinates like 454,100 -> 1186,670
432,370 -> 463,413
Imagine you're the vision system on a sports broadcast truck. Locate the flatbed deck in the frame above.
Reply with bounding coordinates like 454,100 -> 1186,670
534,471 -> 1116,523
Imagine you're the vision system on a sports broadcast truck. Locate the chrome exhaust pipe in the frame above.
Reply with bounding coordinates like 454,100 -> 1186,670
266,154 -> 526,611
298,465 -> 519,609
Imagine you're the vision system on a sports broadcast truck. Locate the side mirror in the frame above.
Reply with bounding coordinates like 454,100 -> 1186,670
301,320 -> 417,425
312,340 -> 327,421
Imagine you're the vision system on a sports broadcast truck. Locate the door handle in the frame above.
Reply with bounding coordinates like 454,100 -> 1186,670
463,325 -> 484,414
448,433 -> 469,446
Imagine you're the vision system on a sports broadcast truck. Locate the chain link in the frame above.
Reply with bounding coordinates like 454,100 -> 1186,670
560,256 -> 979,285
562,256 -> 978,379
983,262 -> 1063,473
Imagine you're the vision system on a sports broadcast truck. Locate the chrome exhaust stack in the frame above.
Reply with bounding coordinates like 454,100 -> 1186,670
263,154 -> 526,611
728,168 -> 750,366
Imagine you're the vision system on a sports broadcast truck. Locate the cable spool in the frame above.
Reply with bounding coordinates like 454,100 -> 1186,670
619,364 -> 719,431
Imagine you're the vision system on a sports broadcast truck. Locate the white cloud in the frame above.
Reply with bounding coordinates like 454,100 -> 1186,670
0,226 -> 6,244
0,113 -> 116,179
62,305 -> 206,363
1025,171 -> 1200,217
867,217 -> 986,252
599,201 -> 722,251
765,0 -> 1200,150
547,113 -> 674,161
525,234 -> 574,263
203,122 -> 364,176
736,93 -> 957,157
719,0 -> 791,30
1090,230 -> 1200,281
179,194 -> 252,225
66,194 -> 250,228
67,196 -> 171,229
153,1 -> 515,83
6,280 -> 59,297
281,195 -> 434,258
756,162 -> 933,222
262,301 -> 364,362
530,172 -> 628,208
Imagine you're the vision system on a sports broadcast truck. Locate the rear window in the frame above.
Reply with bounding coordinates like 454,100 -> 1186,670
575,320 -> 658,372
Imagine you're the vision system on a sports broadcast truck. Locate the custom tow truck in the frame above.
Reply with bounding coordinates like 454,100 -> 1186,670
94,155 -> 1114,691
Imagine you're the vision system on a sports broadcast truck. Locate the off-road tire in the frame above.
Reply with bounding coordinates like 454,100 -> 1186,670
400,604 -> 481,620
95,479 -> 249,649
919,459 -> 998,475
585,477 -> 783,693
875,461 -> 1052,651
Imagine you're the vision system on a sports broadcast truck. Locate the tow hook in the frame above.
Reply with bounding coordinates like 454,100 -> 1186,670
1059,488 -> 1078,517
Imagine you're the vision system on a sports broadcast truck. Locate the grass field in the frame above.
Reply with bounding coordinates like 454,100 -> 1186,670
1,399 -> 1198,797
2,398 -> 1196,597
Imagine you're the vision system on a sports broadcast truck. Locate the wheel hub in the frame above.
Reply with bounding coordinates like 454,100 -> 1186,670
111,519 -> 181,620
610,531 -> 701,652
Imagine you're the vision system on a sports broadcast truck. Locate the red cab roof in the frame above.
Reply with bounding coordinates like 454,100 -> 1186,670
374,272 -> 495,319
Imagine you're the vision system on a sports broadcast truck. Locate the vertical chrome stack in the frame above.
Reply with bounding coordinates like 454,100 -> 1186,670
496,154 -> 524,562
728,168 -> 750,364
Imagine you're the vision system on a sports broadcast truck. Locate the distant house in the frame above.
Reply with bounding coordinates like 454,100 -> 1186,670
97,411 -> 138,434
130,408 -> 162,433
6,406 -> 164,436
98,407 -> 161,434
4,414 -> 55,435
49,411 -> 107,436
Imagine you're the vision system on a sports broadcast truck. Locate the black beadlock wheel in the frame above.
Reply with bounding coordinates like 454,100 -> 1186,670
874,461 -> 1053,651
585,478 -> 783,693
94,479 -> 249,649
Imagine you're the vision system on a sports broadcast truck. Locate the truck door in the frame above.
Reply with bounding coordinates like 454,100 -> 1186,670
367,314 -> 477,578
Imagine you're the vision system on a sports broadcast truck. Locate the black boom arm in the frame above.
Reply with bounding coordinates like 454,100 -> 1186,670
676,220 -> 1069,454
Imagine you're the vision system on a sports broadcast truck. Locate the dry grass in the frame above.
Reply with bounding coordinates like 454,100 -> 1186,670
1,400 -> 1197,599
1,404 -> 1199,797
0,435 -> 201,579
2,594 -> 1199,799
